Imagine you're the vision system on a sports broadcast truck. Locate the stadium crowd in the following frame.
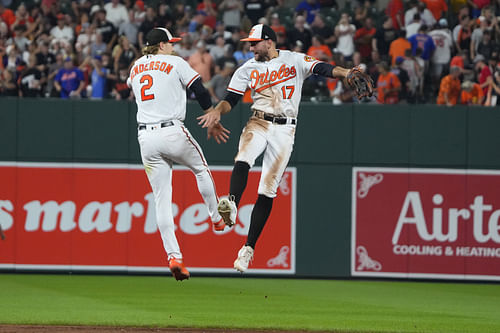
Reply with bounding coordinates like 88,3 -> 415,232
1,0 -> 500,106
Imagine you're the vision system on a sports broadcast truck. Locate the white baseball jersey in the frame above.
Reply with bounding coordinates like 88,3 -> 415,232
227,50 -> 320,118
429,29 -> 453,64
128,54 -> 200,123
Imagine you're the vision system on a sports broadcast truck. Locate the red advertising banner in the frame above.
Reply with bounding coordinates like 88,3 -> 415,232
0,162 -> 295,274
352,167 -> 500,280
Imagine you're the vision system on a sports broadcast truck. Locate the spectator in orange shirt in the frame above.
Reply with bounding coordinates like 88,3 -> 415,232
437,66 -> 462,106
422,0 -> 448,21
0,4 -> 15,29
307,35 -> 332,61
354,17 -> 376,62
389,31 -> 411,66
461,80 -> 485,105
376,61 -> 401,104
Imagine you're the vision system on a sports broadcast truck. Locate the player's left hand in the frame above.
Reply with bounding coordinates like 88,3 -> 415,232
345,66 -> 375,99
197,109 -> 221,128
207,123 -> 230,144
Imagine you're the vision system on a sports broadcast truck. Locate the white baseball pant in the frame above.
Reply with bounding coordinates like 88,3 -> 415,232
138,120 -> 220,260
235,116 -> 296,198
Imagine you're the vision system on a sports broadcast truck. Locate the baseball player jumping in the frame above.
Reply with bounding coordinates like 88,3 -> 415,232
128,28 -> 229,281
198,24 -> 373,272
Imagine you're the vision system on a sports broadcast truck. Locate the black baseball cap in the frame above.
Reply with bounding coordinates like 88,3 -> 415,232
240,24 -> 277,42
146,28 -> 181,46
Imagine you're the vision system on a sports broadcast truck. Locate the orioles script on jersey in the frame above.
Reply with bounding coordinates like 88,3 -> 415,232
130,61 -> 174,80
250,64 -> 296,92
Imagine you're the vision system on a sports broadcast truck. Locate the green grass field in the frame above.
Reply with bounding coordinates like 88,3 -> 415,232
0,274 -> 499,333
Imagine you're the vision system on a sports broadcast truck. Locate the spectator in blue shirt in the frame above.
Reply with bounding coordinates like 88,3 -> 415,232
54,57 -> 85,98
295,0 -> 321,24
407,25 -> 435,61
88,55 -> 110,99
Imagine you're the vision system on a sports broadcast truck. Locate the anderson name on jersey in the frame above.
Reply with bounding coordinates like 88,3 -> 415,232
128,54 -> 200,124
227,50 -> 320,118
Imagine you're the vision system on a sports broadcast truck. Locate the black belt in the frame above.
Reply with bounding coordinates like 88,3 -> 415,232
138,121 -> 174,130
253,111 -> 296,125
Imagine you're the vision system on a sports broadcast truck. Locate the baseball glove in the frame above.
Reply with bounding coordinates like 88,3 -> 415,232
345,66 -> 375,98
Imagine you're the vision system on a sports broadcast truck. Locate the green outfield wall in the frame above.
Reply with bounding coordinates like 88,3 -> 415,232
1,98 -> 500,278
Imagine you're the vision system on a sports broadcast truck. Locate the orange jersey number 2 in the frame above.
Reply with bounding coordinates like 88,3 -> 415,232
281,85 -> 295,99
140,74 -> 155,101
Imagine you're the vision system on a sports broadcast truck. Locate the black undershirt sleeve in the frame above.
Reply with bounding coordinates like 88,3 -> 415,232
188,77 -> 212,111
223,91 -> 242,108
312,62 -> 336,78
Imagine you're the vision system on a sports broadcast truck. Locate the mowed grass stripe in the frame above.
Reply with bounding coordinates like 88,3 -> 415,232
0,274 -> 499,332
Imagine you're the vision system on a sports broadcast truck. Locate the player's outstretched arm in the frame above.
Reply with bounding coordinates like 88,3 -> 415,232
207,122 -> 230,144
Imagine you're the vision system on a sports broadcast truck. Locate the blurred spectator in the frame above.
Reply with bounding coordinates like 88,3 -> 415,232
437,66 -> 462,106
82,55 -> 112,99
408,25 -> 435,70
174,35 -> 195,60
11,2 -> 29,32
188,40 -> 213,83
295,0 -> 320,24
0,16 -> 8,38
132,1 -> 146,27
0,3 -> 15,30
476,30 -> 497,60
156,3 -> 174,29
376,61 -> 401,104
137,6 -> 155,49
307,35 -> 332,61
389,30 -> 411,65
0,67 -> 17,96
3,43 -> 22,73
335,13 -> 356,62
353,1 -> 376,29
54,56 -> 85,98
215,43 -> 237,73
451,50 -> 468,69
119,9 -> 139,47
429,19 -> 453,84
50,13 -> 74,46
8,24 -> 30,52
372,17 -> 397,63
418,2 -> 437,27
244,0 -> 267,25
210,36 -> 227,63
197,0 -> 217,30
45,52 -> 64,97
90,32 -> 107,58
19,54 -> 44,97
470,16 -> 488,60
422,0 -> 448,21
460,80 -> 485,104
219,0 -> 243,32
75,22 -> 93,59
213,21 -> 232,42
188,10 -> 207,34
35,41 -> 56,77
111,66 -> 132,100
92,6 -> 117,51
233,41 -> 254,66
354,17 -> 375,62
385,0 -> 404,30
470,0 -> 491,18
392,56 -> 411,102
404,0 -> 419,28
477,51 -> 497,93
406,13 -> 423,38
287,15 -> 313,51
104,0 -> 129,29
207,61 -> 235,103
453,14 -> 472,54
112,35 -> 138,74
310,14 -> 335,48
400,50 -> 422,102
270,13 -> 286,40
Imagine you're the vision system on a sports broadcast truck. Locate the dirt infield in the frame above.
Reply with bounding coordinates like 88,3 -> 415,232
0,326 -> 321,333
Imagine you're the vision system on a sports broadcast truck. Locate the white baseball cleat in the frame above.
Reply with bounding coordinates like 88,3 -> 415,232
234,245 -> 254,272
217,196 -> 237,227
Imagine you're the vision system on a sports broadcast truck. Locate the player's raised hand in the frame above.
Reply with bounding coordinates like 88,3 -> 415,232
207,123 -> 230,144
197,108 -> 221,128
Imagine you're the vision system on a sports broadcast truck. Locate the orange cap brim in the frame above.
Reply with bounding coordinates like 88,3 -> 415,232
240,38 -> 263,42
169,37 -> 182,43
